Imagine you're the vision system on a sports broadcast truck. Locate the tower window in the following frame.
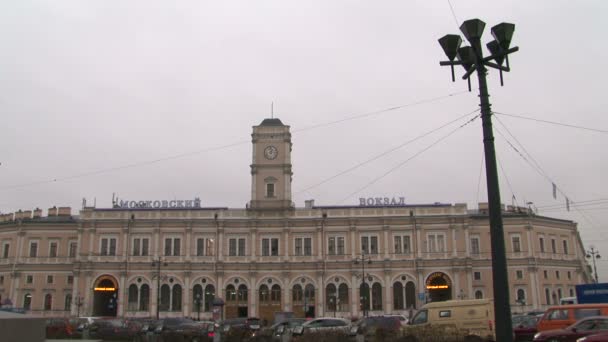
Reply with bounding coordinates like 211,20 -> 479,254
266,183 -> 275,197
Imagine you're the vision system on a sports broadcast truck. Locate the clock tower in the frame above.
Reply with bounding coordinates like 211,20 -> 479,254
249,118 -> 293,210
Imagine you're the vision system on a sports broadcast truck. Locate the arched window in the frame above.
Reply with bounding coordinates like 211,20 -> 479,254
64,294 -> 72,312
304,284 -> 315,303
405,281 -> 416,309
338,283 -> 349,310
326,284 -> 337,311
259,285 -> 270,303
140,284 -> 150,311
516,289 -> 526,303
44,294 -> 52,311
393,282 -> 404,310
292,284 -> 303,303
475,290 -> 483,299
271,285 -> 281,303
160,284 -> 171,311
204,284 -> 215,312
193,284 -> 203,312
372,283 -> 382,311
237,284 -> 248,303
172,284 -> 182,311
23,294 -> 32,310
226,285 -> 236,302
128,284 -> 138,311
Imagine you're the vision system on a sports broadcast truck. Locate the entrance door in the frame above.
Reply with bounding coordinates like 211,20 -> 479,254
93,278 -> 118,317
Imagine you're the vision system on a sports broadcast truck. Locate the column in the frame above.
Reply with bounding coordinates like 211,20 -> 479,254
416,225 -> 422,259
218,224 -> 224,262
186,224 -> 192,261
526,225 -> 533,258
283,273 -> 291,311
251,228 -> 257,262
250,273 -> 257,317
283,228 -> 289,262
9,273 -> 20,311
464,225 -> 470,257
118,273 -> 126,316
88,227 -> 95,261
384,273 -> 392,313
350,224 -> 356,258
317,273 -> 324,317
184,272 -> 191,317
71,273 -> 80,316
451,226 -> 457,258
351,274 -> 359,317
84,272 -> 92,316
383,225 -> 390,259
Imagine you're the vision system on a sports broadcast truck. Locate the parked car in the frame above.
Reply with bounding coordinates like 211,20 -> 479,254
533,316 -> 608,342
577,331 -> 608,341
256,318 -> 306,342
512,315 -> 540,342
349,316 -> 402,342
537,304 -> 608,332
45,318 -> 76,339
160,320 -> 217,342
291,317 -> 351,340
217,317 -> 262,341
88,318 -> 145,341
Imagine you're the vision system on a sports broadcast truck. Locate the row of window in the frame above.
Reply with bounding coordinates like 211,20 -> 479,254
0,234 -> 572,259
472,269 -> 573,281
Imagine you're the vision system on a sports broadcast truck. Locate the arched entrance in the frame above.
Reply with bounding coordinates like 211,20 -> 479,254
93,276 -> 119,317
425,272 -> 452,302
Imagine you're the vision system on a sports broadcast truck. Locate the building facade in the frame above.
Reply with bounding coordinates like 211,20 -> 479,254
0,118 -> 592,321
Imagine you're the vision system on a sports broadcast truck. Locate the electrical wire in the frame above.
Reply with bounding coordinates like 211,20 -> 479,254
447,0 -> 460,28
0,91 -> 469,192
494,112 -> 608,134
295,108 -> 480,195
338,112 -> 481,204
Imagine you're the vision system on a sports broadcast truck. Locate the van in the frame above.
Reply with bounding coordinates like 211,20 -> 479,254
536,304 -> 608,332
408,299 -> 495,341
559,296 -> 577,305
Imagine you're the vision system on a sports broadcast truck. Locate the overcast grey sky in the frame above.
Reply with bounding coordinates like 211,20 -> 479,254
1,1 -> 607,279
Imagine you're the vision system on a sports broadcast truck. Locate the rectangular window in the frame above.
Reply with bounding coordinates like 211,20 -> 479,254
512,236 -> 521,253
361,236 -> 369,254
563,240 -> 569,255
544,270 -> 548,279
474,272 -> 481,280
238,238 -> 246,256
47,275 -> 53,284
471,237 -> 480,255
270,238 -> 279,256
370,236 -> 378,254
205,238 -> 214,256
551,239 -> 557,254
516,270 -> 524,280
568,271 -> 572,280
2,243 -> 10,258
428,233 -> 446,253
394,236 -> 402,254
100,238 -> 117,256
328,237 -> 336,255
0,275 -> 3,284
133,238 -> 141,256
197,238 -> 205,256
304,238 -> 312,256
403,236 -> 411,254
556,271 -> 560,279
229,239 -> 237,256
141,238 -> 149,256
69,242 -> 77,258
266,183 -> 275,197
29,242 -> 38,258
262,239 -> 270,256
295,238 -> 302,256
67,275 -> 73,285
26,275 -> 33,284
539,237 -> 545,253
337,237 -> 345,255
49,242 -> 58,257
164,238 -> 181,256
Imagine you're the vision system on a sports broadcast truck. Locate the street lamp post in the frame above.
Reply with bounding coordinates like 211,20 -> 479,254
152,257 -> 168,320
354,252 -> 372,317
194,293 -> 202,321
438,18 -> 519,342
586,247 -> 601,283
75,295 -> 84,317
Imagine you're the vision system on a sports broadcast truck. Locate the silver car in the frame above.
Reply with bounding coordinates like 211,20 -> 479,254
291,317 -> 351,338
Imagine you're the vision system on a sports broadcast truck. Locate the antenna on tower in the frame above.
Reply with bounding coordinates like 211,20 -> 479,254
271,101 -> 274,118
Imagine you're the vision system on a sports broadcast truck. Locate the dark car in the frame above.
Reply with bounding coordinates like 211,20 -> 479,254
513,315 -> 539,342
256,318 -> 306,342
533,316 -> 608,342
45,318 -> 76,339
349,316 -> 402,341
219,317 -> 262,341
578,331 -> 608,342
88,318 -> 144,341
161,320 -> 217,342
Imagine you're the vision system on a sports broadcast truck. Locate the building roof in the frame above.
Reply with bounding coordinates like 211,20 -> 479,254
259,118 -> 284,126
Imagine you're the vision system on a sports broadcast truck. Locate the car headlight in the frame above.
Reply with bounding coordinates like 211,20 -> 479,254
534,332 -> 542,339
576,338 -> 587,342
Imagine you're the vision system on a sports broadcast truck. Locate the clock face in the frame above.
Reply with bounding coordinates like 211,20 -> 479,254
264,145 -> 278,160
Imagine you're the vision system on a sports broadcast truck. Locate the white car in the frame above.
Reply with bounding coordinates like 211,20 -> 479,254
292,317 -> 351,336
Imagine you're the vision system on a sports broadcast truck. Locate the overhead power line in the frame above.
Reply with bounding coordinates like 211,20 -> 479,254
295,108 -> 480,195
0,91 -> 469,192
495,112 -> 608,134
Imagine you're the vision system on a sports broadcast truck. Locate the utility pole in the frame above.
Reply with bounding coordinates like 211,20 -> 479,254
586,247 -> 601,283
